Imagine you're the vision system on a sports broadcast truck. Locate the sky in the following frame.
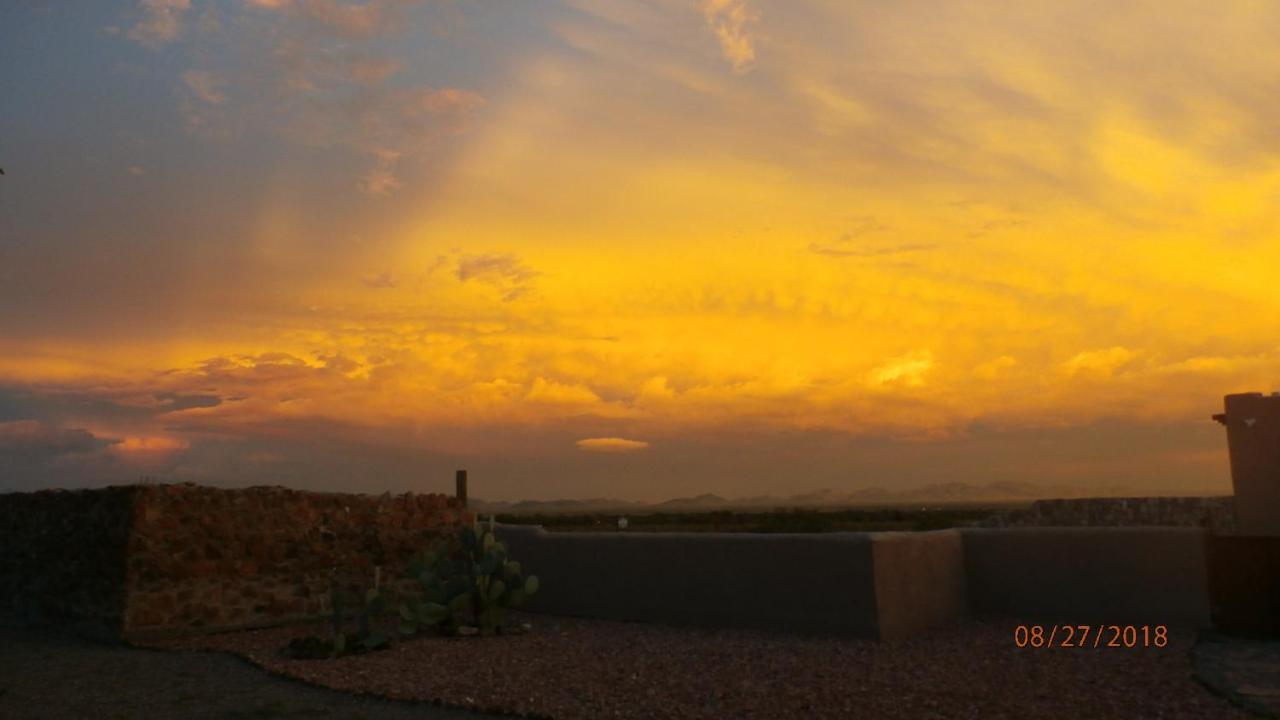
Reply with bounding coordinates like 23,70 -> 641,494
1,0 -> 1277,501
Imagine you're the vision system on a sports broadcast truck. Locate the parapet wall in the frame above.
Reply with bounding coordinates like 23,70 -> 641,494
0,483 -> 471,639
498,526 -> 971,640
497,525 -> 1213,640
982,496 -> 1236,529
497,526 -> 885,636
962,527 -> 1210,625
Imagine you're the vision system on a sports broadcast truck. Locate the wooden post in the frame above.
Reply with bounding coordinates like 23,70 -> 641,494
455,469 -> 467,508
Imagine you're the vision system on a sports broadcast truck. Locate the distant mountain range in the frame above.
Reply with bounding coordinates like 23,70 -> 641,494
470,481 -> 1140,515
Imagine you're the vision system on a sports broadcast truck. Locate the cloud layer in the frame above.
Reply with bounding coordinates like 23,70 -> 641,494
3,0 -> 1276,497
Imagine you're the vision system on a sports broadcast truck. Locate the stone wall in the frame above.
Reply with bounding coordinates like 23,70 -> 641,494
0,483 -> 471,639
0,486 -> 136,640
981,496 -> 1236,529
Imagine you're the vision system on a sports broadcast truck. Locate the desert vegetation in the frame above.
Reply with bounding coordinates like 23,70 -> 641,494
284,516 -> 539,659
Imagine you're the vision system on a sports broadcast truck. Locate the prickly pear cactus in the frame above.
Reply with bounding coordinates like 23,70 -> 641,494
398,517 -> 539,637
321,574 -> 393,657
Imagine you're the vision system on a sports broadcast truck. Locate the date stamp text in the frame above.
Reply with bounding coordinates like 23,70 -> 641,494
1013,624 -> 1169,649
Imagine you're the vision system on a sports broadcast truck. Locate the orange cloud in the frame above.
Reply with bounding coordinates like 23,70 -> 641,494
576,437 -> 650,453
114,436 -> 189,453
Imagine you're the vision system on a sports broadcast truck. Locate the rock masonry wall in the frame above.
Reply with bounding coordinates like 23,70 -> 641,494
0,485 -> 136,639
981,496 -> 1236,529
0,483 -> 471,639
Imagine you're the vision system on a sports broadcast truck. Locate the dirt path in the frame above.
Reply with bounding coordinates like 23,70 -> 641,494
0,625 -> 510,720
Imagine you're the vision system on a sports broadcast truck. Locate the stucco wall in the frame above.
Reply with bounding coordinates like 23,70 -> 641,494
962,527 -> 1211,626
1217,392 -> 1280,533
497,525 -> 882,636
1205,532 -> 1280,636
500,525 -> 1213,638
872,531 -> 967,640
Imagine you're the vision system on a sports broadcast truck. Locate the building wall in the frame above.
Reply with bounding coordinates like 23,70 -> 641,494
962,527 -> 1211,626
499,525 -> 1213,638
1,483 -> 470,639
497,525 -> 882,636
1205,533 -> 1280,636
872,530 -> 967,640
1217,392 -> 1280,534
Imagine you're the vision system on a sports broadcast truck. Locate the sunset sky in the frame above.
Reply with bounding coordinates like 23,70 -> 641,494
2,0 -> 1278,500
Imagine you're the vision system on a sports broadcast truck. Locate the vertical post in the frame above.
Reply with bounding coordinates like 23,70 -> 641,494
455,469 -> 468,508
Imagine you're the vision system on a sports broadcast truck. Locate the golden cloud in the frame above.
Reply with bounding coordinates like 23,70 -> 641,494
576,437 -> 650,453
702,0 -> 758,73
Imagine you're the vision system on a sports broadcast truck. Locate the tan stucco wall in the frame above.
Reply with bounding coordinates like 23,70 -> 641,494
872,530 -> 968,641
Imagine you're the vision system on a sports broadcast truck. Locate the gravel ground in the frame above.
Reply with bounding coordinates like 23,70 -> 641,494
140,612 -> 1252,720
1194,633 -> 1280,718
0,623 -> 510,720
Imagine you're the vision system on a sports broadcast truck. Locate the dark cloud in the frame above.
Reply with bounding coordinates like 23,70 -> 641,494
0,385 -> 223,427
456,253 -> 539,301
177,0 -> 484,194
0,420 -> 117,463
152,392 -> 223,412
0,382 -> 1233,502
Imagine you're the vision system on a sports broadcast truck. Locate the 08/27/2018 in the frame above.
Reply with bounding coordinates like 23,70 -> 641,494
1014,624 -> 1169,649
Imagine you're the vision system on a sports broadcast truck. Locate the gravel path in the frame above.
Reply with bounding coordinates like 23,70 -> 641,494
142,612 -> 1252,720
0,623 -> 510,720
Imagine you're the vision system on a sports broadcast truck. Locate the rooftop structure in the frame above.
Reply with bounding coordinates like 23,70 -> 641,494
1213,392 -> 1280,534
